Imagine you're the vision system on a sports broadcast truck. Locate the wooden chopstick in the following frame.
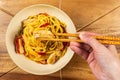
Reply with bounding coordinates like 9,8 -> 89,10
39,38 -> 120,45
55,33 -> 79,37
35,33 -> 120,45
54,33 -> 120,41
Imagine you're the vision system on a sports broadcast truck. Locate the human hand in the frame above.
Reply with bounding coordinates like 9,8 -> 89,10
70,32 -> 120,80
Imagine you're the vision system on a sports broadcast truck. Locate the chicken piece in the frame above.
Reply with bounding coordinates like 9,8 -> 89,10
18,39 -> 24,54
47,50 -> 61,64
47,53 -> 57,64
34,30 -> 54,38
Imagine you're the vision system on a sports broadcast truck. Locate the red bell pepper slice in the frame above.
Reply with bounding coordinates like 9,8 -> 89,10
40,23 -> 50,27
14,35 -> 25,54
37,52 -> 46,56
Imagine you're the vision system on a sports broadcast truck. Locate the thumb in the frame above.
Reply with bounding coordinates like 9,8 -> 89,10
79,32 -> 108,53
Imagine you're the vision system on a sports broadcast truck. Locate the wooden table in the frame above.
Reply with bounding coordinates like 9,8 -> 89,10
1,0 -> 120,80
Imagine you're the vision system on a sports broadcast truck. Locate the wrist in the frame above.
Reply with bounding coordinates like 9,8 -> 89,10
111,71 -> 120,80
110,61 -> 120,80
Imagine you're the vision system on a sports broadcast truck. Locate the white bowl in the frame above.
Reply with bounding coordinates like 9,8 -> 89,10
6,4 -> 76,75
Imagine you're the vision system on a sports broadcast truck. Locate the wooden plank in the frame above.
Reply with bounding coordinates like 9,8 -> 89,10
61,0 -> 120,30
0,67 -> 61,80
0,53 -> 16,76
61,0 -> 120,79
0,10 -> 12,53
0,10 -> 16,77
62,54 -> 96,80
0,0 -> 60,15
82,7 -> 120,53
1,0 -> 120,80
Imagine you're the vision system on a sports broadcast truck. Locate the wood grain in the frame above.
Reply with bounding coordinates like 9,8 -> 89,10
82,7 -> 120,53
0,53 -> 16,77
0,10 -> 12,53
0,6 -> 17,78
0,0 -> 60,15
61,0 -> 120,30
62,54 -> 96,80
0,67 -> 61,80
0,0 -> 62,79
1,0 -> 120,80
0,0 -> 61,78
61,0 -> 120,79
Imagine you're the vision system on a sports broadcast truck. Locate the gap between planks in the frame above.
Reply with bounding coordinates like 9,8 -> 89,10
76,5 -> 120,32
0,66 -> 17,77
0,0 -> 63,78
0,1 -> 120,78
0,7 -> 14,17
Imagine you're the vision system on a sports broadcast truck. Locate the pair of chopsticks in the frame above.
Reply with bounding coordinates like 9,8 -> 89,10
39,33 -> 120,45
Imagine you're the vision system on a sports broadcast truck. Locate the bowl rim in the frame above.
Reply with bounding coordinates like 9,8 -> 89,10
6,4 -> 76,75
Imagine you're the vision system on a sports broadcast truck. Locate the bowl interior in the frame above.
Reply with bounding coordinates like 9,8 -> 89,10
6,4 -> 76,75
